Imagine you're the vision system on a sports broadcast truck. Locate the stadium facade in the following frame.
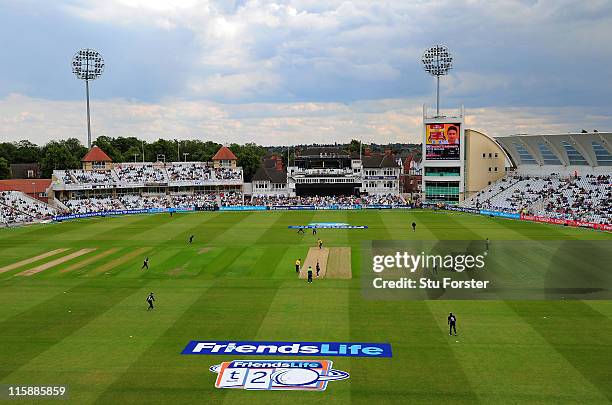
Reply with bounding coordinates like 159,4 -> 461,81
495,132 -> 612,176
44,144 -> 402,216
420,104 -> 612,209
250,146 -> 401,198
421,106 -> 512,203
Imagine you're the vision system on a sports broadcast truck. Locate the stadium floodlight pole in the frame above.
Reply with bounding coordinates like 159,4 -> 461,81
422,45 -> 453,116
72,48 -> 104,148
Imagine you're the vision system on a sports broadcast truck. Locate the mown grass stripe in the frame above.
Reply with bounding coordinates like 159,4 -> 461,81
17,249 -> 97,276
2,279 -> 212,404
0,279 -> 152,381
0,249 -> 69,274
426,300 -> 609,403
87,248 -> 152,276
93,280 -> 282,404
507,300 -> 612,401
194,247 -> 246,279
60,248 -> 120,274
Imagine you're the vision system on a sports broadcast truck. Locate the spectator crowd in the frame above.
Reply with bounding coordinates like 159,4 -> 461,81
462,174 -> 611,225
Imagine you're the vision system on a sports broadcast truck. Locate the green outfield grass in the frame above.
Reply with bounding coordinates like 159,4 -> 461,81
0,210 -> 611,404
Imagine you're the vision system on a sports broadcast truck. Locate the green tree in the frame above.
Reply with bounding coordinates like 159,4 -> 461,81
112,137 -> 145,161
348,139 -> 361,154
231,143 -> 266,182
40,141 -> 81,177
93,136 -> 123,162
0,157 -> 11,179
0,142 -> 17,164
63,138 -> 88,161
125,146 -> 144,163
148,138 -> 178,162
14,140 -> 41,163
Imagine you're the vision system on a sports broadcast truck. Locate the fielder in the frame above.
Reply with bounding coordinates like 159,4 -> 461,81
448,312 -> 458,336
147,292 -> 155,310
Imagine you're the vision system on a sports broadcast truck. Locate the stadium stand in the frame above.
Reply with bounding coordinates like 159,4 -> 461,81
64,197 -> 124,214
119,194 -> 168,210
220,191 -> 244,206
114,163 -> 168,184
0,191 -> 57,225
360,194 -> 406,206
171,193 -> 218,208
461,174 -> 611,224
167,163 -> 213,183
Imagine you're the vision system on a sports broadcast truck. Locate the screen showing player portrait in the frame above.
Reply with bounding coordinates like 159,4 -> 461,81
425,123 -> 461,160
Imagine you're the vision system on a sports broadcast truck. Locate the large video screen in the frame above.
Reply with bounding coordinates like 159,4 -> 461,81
425,123 -> 460,160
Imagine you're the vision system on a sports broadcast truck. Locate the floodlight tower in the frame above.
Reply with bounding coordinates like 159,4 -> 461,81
72,49 -> 104,148
422,45 -> 453,116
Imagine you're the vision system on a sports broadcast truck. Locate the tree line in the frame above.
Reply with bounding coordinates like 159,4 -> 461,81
0,137 -> 267,182
0,136 -> 420,181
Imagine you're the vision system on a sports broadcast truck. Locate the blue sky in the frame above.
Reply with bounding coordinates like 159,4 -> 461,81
0,0 -> 611,145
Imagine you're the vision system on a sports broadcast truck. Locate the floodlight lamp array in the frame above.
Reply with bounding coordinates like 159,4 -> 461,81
422,45 -> 453,77
72,49 -> 104,80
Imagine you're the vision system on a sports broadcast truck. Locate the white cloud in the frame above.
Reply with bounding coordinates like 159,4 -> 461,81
1,0 -> 611,146
1,93 -> 610,147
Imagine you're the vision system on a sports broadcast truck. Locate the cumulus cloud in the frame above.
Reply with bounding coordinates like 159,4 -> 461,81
0,0 -> 610,144
1,93 -> 610,147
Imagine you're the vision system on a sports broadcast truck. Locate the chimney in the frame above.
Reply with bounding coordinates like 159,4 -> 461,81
275,159 -> 284,171
364,147 -> 371,157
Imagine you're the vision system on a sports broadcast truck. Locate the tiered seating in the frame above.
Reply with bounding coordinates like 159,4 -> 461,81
119,194 -> 168,210
167,163 -> 213,182
462,177 -> 521,209
54,170 -> 76,185
64,197 -> 123,214
0,191 -> 56,224
70,170 -> 114,184
250,195 -> 294,206
360,194 -> 406,205
220,191 -> 244,206
462,176 -> 559,212
461,174 -> 611,225
249,195 -> 362,206
171,193 -> 218,208
0,206 -> 32,225
214,167 -> 242,181
114,164 -> 167,183
537,175 -> 611,224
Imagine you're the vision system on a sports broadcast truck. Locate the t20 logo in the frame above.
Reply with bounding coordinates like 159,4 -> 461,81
210,360 -> 349,391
